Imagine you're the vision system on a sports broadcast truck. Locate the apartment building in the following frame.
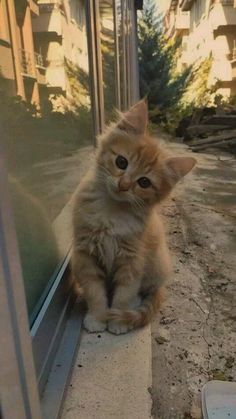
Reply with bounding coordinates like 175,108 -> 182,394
0,0 -> 46,104
32,0 -> 89,103
0,0 -> 89,106
165,0 -> 236,98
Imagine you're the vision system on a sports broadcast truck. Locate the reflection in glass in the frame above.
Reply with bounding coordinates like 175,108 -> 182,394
117,0 -> 128,110
99,0 -> 117,122
0,0 -> 93,323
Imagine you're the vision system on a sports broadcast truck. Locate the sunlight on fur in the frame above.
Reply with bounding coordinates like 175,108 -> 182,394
72,100 -> 196,335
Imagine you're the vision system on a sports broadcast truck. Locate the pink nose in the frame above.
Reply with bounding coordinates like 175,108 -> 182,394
118,177 -> 131,192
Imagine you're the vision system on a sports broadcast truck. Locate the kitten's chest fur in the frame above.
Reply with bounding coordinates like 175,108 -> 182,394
79,198 -> 143,273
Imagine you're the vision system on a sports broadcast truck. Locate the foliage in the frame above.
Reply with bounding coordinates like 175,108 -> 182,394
65,58 -> 90,102
138,1 -> 223,134
163,57 -> 218,133
181,56 -> 217,108
138,0 -> 190,118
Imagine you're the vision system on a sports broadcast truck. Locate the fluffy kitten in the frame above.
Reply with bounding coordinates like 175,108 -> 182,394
72,100 -> 196,334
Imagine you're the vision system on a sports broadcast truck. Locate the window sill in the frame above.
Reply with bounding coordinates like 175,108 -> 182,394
40,300 -> 84,419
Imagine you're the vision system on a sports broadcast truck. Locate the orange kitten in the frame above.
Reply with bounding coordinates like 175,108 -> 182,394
72,100 -> 196,334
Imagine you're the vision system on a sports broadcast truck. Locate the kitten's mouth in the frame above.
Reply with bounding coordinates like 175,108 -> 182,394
107,183 -> 129,202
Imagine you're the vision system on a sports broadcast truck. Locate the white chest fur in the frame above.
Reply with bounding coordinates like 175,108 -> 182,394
84,203 -> 143,273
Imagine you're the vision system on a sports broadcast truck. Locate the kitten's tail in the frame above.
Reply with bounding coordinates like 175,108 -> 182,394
107,287 -> 164,328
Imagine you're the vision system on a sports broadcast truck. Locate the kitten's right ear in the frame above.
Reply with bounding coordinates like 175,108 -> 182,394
163,156 -> 197,186
117,99 -> 148,135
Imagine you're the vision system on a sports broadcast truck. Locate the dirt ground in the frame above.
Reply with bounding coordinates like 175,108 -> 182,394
151,141 -> 236,419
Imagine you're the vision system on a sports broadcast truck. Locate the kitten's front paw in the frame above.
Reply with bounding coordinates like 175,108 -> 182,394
84,313 -> 106,333
108,320 -> 133,335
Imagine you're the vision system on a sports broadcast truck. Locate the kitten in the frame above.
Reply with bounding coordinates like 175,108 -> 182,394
72,100 -> 196,334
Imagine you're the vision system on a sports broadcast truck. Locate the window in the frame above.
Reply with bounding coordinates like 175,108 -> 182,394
99,0 -> 117,122
1,1 -> 94,401
193,0 -> 205,25
3,6 -> 92,327
77,0 -> 85,28
71,0 -> 85,28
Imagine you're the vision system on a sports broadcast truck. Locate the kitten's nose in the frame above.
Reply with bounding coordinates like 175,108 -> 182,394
118,177 -> 131,192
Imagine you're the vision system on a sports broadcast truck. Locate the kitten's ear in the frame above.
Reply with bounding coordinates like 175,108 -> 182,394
164,156 -> 196,185
117,99 -> 148,135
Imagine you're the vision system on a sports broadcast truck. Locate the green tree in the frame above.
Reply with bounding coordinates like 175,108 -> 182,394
138,0 -> 190,119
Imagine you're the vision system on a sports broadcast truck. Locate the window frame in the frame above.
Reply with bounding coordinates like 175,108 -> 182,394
0,140 -> 42,419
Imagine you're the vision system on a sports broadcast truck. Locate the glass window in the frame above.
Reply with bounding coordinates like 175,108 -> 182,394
99,0 -> 118,122
1,0 -> 93,325
116,0 -> 131,110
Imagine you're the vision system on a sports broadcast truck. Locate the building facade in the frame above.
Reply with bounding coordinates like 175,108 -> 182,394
165,0 -> 236,98
32,0 -> 89,102
0,0 -> 140,110
0,0 -> 46,104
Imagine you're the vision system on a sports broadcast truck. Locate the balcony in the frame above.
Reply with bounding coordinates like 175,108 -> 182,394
30,0 -> 39,16
175,12 -> 190,33
180,0 -> 195,11
33,2 -> 63,37
220,0 -> 234,5
37,0 -> 63,11
210,1 -> 236,31
20,49 -> 36,78
34,52 -> 45,68
34,52 -> 47,84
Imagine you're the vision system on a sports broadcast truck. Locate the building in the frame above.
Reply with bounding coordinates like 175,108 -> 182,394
0,0 -> 46,105
32,0 -> 89,103
164,0 -> 236,98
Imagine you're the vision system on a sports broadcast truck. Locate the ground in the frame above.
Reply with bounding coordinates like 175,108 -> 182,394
61,138 -> 236,419
151,141 -> 236,419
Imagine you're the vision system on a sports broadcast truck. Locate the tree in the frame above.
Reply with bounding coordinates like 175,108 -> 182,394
138,0 -> 190,119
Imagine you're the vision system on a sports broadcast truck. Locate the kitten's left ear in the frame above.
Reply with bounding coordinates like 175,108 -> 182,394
164,156 -> 197,185
117,99 -> 148,135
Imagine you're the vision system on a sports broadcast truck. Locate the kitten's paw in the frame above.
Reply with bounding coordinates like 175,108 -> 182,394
108,320 -> 133,335
84,313 -> 106,333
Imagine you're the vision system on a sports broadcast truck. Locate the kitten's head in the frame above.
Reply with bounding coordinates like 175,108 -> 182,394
97,100 -> 196,208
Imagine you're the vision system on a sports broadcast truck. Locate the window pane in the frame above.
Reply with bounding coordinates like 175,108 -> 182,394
0,0 -> 93,324
116,0 -> 129,110
99,0 -> 117,122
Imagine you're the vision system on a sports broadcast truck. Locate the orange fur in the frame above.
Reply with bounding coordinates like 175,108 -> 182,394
72,100 -> 196,334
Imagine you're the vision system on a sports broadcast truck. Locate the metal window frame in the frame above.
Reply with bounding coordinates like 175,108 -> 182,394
0,140 -> 42,419
126,0 -> 132,108
87,0 -> 105,137
113,0 -> 121,109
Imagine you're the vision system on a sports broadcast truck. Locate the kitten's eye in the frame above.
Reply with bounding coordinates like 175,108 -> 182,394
116,155 -> 128,170
138,177 -> 151,189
